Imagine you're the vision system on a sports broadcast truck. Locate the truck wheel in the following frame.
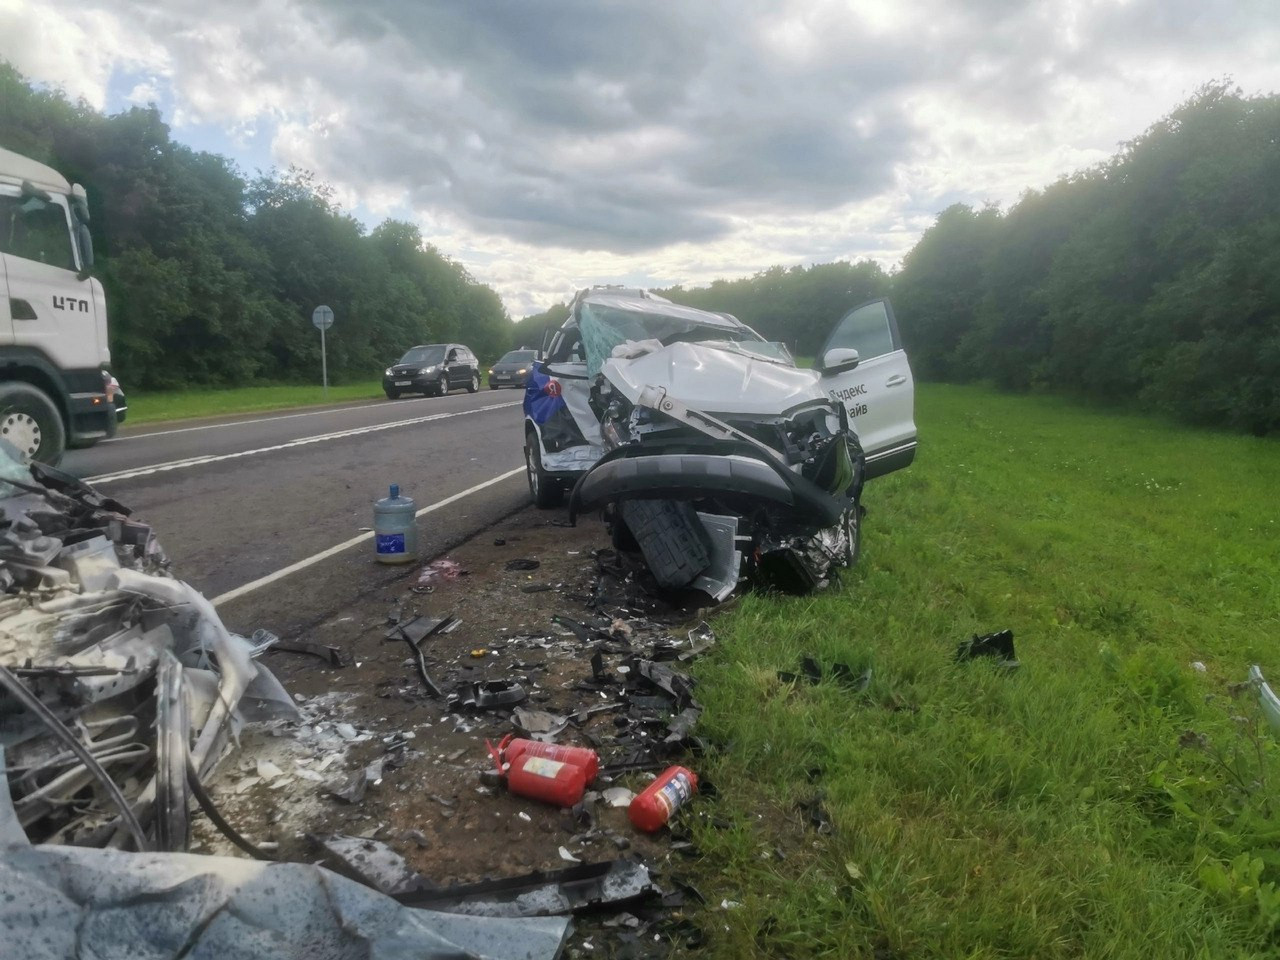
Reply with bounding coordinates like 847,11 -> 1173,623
0,382 -> 65,466
525,429 -> 563,508
467,371 -> 480,393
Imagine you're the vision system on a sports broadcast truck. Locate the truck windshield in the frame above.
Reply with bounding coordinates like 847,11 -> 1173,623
399,346 -> 445,365
0,193 -> 75,271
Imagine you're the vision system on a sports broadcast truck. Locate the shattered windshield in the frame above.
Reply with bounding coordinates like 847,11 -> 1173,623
580,301 -> 761,376
398,345 -> 445,365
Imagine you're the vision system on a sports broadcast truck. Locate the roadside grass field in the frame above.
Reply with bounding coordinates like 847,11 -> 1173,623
690,383 -> 1280,958
125,372 -> 501,426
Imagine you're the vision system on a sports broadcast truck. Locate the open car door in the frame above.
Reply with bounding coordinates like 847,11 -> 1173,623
818,298 -> 917,479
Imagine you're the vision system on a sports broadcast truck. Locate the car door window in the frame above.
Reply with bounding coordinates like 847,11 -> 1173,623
548,325 -> 585,364
823,299 -> 899,361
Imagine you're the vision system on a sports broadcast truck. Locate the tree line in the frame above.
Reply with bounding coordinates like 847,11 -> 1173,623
1,63 -> 511,390
513,84 -> 1278,435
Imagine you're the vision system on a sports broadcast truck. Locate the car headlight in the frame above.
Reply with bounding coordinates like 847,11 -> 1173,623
420,365 -> 436,374
517,368 -> 527,375
384,367 -> 394,376
488,368 -> 495,375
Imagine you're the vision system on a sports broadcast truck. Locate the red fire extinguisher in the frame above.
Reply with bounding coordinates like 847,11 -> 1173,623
486,735 -> 598,808
629,765 -> 698,833
501,735 -> 600,782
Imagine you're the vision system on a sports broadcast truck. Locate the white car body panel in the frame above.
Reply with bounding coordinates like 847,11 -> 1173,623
602,342 -> 828,417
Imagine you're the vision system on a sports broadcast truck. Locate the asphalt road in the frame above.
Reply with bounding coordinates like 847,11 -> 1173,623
60,388 -> 534,618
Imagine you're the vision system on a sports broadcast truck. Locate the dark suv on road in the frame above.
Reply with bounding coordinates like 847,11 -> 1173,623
383,343 -> 481,398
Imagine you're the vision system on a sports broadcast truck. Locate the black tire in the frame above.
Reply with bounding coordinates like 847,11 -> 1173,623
435,373 -> 449,397
525,429 -> 563,508
467,371 -> 480,393
0,382 -> 66,466
489,384 -> 500,389
385,389 -> 400,400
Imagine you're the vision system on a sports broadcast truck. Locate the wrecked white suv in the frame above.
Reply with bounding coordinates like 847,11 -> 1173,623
522,287 -> 917,593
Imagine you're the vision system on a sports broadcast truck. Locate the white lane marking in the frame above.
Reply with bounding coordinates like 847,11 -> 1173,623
85,401 -> 520,484
211,466 -> 525,607
104,393 -> 465,442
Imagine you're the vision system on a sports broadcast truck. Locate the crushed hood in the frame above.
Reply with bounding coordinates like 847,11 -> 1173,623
602,342 -> 826,416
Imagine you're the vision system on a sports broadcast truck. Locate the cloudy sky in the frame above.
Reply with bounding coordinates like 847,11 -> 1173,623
2,0 -> 1278,317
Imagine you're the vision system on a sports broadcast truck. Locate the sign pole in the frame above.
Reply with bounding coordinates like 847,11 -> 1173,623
311,305 -> 335,399
321,324 -> 328,399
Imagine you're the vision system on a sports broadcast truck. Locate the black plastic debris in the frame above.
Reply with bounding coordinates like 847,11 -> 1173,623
955,629 -> 1018,669
448,679 -> 528,711
505,557 -> 541,571
400,859 -> 658,918
522,583 -> 554,593
798,793 -> 833,835
271,639 -> 349,667
634,660 -> 699,710
831,663 -> 873,692
385,615 -> 459,697
779,657 -> 871,692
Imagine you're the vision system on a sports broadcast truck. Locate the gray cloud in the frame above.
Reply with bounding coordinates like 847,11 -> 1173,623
5,0 -> 1279,314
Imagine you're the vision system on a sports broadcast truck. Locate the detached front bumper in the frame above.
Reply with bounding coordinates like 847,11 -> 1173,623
569,444 -> 850,528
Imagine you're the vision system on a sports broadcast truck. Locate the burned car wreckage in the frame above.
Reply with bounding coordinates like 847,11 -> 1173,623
524,288 -> 917,595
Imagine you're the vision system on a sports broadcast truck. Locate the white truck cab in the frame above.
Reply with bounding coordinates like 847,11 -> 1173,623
0,146 -> 113,465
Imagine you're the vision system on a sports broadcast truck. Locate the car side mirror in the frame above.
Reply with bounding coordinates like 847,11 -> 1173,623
447,351 -> 457,362
819,347 -> 860,375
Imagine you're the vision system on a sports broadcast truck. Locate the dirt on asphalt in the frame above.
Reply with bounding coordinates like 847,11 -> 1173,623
195,502 -> 722,955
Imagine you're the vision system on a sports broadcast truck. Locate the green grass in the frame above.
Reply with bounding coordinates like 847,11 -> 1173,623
126,381 -> 386,425
689,383 -> 1280,958
125,370 -> 503,425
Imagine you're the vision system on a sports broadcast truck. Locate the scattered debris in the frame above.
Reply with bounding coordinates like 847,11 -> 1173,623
401,859 -> 658,919
513,706 -> 570,741
0,447 -> 296,851
559,845 -> 582,862
1248,665 -> 1280,736
955,629 -> 1019,668
0,837 -> 569,959
315,833 -> 430,895
603,787 -> 636,808
505,557 -> 541,571
416,558 -> 464,586
448,679 -> 528,711
270,638 -> 349,667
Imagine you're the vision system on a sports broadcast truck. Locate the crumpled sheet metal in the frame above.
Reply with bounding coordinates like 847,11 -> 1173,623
0,842 -> 571,960
0,445 -> 297,849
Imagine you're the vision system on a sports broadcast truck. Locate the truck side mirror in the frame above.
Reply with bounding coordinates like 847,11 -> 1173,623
819,347 -> 860,375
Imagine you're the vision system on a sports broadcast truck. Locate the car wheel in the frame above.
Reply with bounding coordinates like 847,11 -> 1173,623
467,371 -> 479,393
436,373 -> 449,397
525,429 -> 563,508
0,382 -> 65,466
385,389 -> 400,400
